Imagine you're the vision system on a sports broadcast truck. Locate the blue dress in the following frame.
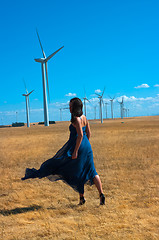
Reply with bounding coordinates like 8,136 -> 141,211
22,124 -> 97,194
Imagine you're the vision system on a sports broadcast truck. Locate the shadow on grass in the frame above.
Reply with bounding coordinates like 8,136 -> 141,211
0,205 -> 42,216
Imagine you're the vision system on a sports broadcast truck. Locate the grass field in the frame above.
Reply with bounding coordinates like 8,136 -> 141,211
0,116 -> 159,240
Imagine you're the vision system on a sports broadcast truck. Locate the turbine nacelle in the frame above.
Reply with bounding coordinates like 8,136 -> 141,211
83,97 -> 90,102
34,58 -> 46,63
95,87 -> 105,98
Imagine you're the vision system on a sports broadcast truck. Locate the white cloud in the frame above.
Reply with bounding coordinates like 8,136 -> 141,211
89,97 -> 99,103
116,95 -> 137,102
115,95 -> 159,103
103,98 -> 110,102
65,93 -> 76,97
30,108 -> 43,113
134,84 -> 150,89
154,84 -> 159,87
51,101 -> 69,108
95,89 -> 102,94
148,103 -> 159,108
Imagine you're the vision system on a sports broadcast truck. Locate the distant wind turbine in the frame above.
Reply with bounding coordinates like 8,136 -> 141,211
59,107 -> 69,121
123,108 -> 126,118
118,97 -> 124,119
105,102 -> 108,119
109,95 -> 115,119
127,108 -> 129,117
94,106 -> 97,120
83,90 -> 90,116
22,81 -> 34,127
35,29 -> 64,126
95,88 -> 105,123
123,108 -> 128,118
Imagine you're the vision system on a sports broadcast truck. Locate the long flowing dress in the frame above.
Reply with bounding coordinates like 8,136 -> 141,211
22,124 -> 97,194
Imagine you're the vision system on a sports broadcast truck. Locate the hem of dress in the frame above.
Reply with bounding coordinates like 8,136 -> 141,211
47,173 -> 98,193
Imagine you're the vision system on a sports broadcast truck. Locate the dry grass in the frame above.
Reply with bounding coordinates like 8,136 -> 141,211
0,116 -> 159,239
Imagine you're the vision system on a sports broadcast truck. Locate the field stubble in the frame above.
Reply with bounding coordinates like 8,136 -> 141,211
0,116 -> 159,239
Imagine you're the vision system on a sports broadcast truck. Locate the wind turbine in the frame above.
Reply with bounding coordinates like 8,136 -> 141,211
105,102 -> 108,119
123,108 -> 126,118
83,92 -> 90,116
35,29 -> 64,126
95,88 -> 105,123
123,108 -> 128,117
94,106 -> 97,120
127,108 -> 129,117
59,107 -> 69,121
118,97 -> 124,119
109,95 -> 115,119
22,82 -> 34,127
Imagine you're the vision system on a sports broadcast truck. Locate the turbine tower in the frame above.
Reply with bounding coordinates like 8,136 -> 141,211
35,30 -> 64,126
118,97 -> 124,119
94,106 -> 97,120
105,102 -> 108,119
109,96 -> 115,119
83,93 -> 90,116
22,83 -> 34,127
95,88 -> 105,123
59,107 -> 69,121
127,108 -> 129,117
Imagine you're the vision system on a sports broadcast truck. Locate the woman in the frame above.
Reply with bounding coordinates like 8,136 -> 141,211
22,98 -> 105,205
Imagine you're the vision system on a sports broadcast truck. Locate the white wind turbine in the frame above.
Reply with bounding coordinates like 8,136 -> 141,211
59,107 -> 69,121
22,81 -> 34,127
94,106 -> 97,120
118,97 -> 124,119
127,108 -> 129,117
35,29 -> 64,126
105,102 -> 108,119
95,88 -> 105,123
83,91 -> 90,116
109,95 -> 115,119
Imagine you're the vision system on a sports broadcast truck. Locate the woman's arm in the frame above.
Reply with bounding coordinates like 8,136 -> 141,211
72,117 -> 83,159
86,119 -> 91,140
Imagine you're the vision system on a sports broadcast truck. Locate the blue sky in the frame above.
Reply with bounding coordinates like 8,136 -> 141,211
0,0 -> 159,124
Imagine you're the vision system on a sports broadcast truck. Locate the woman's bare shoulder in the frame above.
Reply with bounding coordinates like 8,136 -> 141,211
80,115 -> 87,127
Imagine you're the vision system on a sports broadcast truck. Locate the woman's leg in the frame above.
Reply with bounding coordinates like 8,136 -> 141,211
93,175 -> 105,205
79,193 -> 85,205
93,175 -> 103,195
79,185 -> 85,205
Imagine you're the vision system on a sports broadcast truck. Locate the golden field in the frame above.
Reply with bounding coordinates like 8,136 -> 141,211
0,116 -> 159,240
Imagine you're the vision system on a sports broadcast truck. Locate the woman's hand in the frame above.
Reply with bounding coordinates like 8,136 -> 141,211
72,151 -> 78,159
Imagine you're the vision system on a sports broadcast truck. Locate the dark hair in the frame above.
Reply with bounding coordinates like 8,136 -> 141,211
70,98 -> 83,123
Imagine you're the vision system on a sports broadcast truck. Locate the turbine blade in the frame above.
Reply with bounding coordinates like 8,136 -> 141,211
95,93 -> 101,97
36,29 -> 46,58
86,98 -> 90,102
45,62 -> 50,103
84,87 -> 86,98
108,95 -> 112,99
28,90 -> 34,96
102,87 -> 105,97
45,46 -> 64,62
23,79 -> 28,94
